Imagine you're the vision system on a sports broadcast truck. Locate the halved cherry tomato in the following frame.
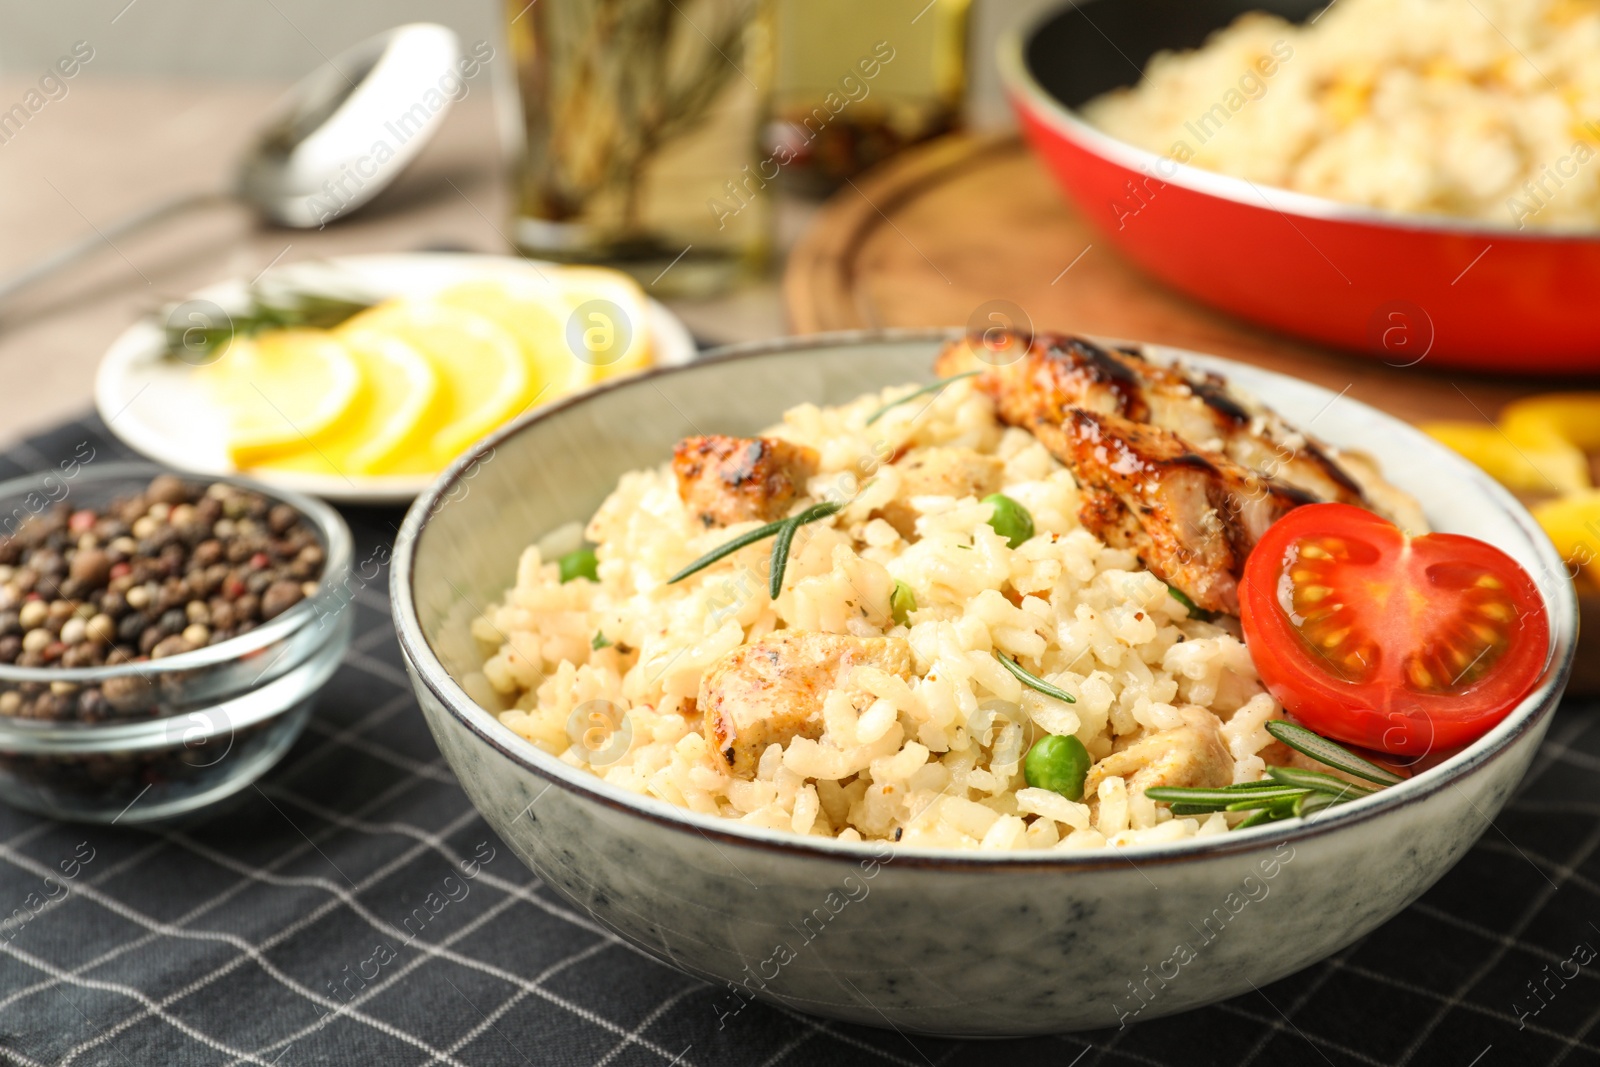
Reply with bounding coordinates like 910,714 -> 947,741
1239,503 -> 1550,756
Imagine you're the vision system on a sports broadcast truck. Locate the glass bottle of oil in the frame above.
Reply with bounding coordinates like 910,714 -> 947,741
767,0 -> 970,195
505,0 -> 774,297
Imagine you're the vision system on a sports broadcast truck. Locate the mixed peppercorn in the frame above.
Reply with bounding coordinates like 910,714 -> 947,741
0,474 -> 326,722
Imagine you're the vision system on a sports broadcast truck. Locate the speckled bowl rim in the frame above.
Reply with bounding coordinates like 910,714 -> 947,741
391,329 -> 1578,871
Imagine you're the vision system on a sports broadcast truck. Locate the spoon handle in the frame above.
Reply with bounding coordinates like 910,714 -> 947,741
0,190 -> 233,308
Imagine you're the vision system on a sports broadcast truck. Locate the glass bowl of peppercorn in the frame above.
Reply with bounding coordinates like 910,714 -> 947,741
0,463 -> 353,823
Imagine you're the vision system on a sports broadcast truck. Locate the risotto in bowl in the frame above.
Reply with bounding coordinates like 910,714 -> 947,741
392,332 -> 1575,1035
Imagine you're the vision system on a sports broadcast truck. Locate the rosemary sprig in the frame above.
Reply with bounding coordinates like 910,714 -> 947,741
1145,720 -> 1404,830
769,501 -> 843,598
667,501 -> 842,594
995,652 -> 1076,704
865,370 -> 983,426
668,517 -> 791,584
161,287 -> 374,363
1265,720 -> 1405,786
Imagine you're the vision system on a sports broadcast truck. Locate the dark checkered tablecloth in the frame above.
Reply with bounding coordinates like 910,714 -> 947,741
0,414 -> 1597,1067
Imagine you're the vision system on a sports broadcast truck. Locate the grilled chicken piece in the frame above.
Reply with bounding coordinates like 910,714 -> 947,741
673,435 -> 819,528
875,446 -> 1005,539
934,331 -> 1426,612
701,631 -> 913,777
1085,707 -> 1233,800
936,332 -> 1382,509
1066,411 -> 1311,613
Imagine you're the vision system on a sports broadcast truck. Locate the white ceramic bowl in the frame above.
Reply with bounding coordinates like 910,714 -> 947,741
391,332 -> 1576,1036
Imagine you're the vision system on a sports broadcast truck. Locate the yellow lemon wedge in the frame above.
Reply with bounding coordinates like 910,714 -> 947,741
256,330 -> 440,477
342,300 -> 529,468
435,277 -> 594,401
205,329 -> 361,469
549,266 -> 655,380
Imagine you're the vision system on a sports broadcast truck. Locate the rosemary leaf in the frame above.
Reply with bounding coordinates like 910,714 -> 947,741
1294,791 -> 1342,818
994,652 -> 1076,704
1266,765 -> 1377,800
1265,720 -> 1405,786
768,501 -> 844,598
1233,809 -> 1279,830
1166,585 -> 1199,612
1144,786 -> 1305,809
1230,793 -> 1308,816
667,517 -> 791,584
865,371 -> 983,426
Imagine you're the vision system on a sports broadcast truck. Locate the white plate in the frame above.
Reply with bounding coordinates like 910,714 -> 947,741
93,253 -> 699,505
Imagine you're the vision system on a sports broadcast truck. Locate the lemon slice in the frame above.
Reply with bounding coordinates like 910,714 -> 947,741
549,266 -> 655,381
205,330 -> 361,469
342,300 -> 529,467
257,330 -> 440,477
436,277 -> 594,400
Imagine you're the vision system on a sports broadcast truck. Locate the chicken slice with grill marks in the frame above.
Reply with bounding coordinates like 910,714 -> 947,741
1064,410 -> 1311,613
701,631 -> 913,778
935,331 -> 1425,530
932,331 -> 1425,613
672,434 -> 820,528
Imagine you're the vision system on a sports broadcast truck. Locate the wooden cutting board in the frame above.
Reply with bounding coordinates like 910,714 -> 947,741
785,132 -> 1598,692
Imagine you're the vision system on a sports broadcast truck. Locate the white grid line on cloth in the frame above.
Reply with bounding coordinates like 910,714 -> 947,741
254,782 -> 623,940
1509,797 -> 1600,822
589,981 -> 705,1067
281,689 -> 422,775
1390,816 -> 1600,1064
0,763 -> 439,1018
1332,956 -> 1600,1051
152,802 -> 706,1067
351,618 -> 398,654
299,717 -> 460,783
1233,941 -> 1364,1067
1215,1002 -> 1390,1067
0,835 -> 167,938
7,808 -> 488,1067
1548,743 -> 1600,777
227,889 -> 530,1067
235,900 -> 700,1067
353,583 -> 392,615
765,1006 -> 933,1067
1408,898 -> 1600,985
0,939 -> 281,1066
427,939 -> 621,1067
1050,1033 -> 1167,1067
756,1029 -> 815,1067
160,799 -> 629,966
1550,963 -> 1600,1067
344,646 -> 412,689
0,681 -> 441,1017
5,438 -> 57,473
1474,837 -> 1600,903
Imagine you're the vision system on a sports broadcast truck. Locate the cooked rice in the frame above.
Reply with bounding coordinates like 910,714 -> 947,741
469,379 -> 1287,850
1080,0 -> 1600,229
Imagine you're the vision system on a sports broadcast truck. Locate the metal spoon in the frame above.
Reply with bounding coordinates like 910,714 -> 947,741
0,23 -> 461,306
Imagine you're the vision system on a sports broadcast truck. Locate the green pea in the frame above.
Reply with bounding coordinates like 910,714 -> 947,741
890,580 -> 916,627
558,546 -> 599,583
983,493 -> 1034,549
1023,733 -> 1091,801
